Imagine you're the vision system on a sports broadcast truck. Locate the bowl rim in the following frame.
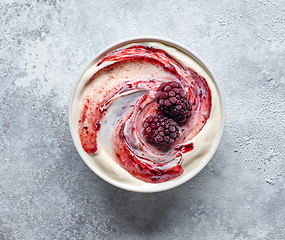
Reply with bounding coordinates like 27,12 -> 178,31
68,36 -> 226,193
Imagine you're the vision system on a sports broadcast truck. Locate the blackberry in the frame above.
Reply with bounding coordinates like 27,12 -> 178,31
156,81 -> 192,123
143,115 -> 180,145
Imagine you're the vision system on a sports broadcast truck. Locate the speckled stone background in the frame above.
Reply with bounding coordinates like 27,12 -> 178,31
1,0 -> 285,239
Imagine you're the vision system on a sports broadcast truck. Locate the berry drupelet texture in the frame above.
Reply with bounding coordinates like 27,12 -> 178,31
143,115 -> 180,145
156,81 -> 192,123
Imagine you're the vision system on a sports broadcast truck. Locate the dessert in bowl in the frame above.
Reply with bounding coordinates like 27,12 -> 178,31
69,37 -> 225,192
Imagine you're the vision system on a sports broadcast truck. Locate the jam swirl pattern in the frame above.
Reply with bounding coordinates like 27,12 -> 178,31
78,45 -> 212,183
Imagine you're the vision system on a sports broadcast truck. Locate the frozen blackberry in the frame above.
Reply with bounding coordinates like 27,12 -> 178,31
156,81 -> 192,123
143,115 -> 180,145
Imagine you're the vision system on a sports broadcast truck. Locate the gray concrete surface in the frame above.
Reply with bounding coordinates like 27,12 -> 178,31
1,0 -> 285,239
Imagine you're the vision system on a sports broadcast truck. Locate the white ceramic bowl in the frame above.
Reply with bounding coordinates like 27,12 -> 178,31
69,36 -> 225,193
